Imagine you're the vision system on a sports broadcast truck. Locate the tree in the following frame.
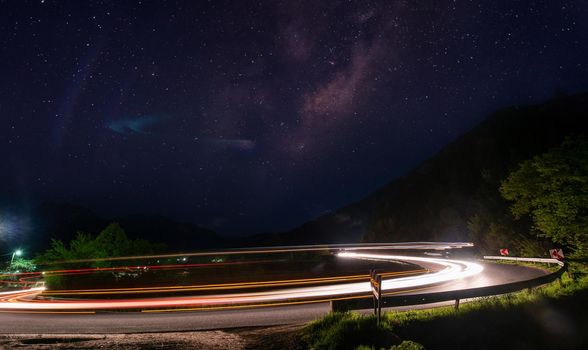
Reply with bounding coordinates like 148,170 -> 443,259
5,258 -> 36,273
500,136 -> 588,256
466,213 -> 544,257
37,222 -> 166,267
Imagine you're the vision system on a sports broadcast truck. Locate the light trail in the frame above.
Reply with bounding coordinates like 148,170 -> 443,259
337,252 -> 483,290
0,287 -> 45,296
40,269 -> 428,296
0,258 -> 292,287
0,249 -> 483,311
40,242 -> 474,265
0,259 -> 282,280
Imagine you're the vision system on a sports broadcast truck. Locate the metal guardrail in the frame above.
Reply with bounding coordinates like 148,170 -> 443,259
483,256 -> 565,266
331,256 -> 567,312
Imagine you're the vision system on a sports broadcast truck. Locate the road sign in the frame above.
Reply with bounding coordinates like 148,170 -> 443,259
369,269 -> 382,325
499,248 -> 509,256
370,270 -> 382,300
549,249 -> 564,260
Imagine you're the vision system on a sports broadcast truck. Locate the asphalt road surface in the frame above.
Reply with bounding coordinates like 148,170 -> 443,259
0,261 -> 548,333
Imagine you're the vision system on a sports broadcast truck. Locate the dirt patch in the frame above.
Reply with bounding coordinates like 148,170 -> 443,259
0,325 -> 305,350
230,324 -> 306,350
0,331 -> 245,350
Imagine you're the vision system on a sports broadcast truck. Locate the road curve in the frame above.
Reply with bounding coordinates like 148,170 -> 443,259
0,261 -> 549,333
0,252 -> 483,311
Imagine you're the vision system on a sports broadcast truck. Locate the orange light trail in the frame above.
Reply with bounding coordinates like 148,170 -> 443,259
0,248 -> 483,311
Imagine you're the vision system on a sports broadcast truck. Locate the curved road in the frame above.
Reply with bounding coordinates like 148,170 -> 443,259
0,243 -> 547,334
0,259 -> 549,333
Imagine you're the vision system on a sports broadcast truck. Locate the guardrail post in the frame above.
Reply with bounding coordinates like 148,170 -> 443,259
454,298 -> 460,310
371,269 -> 376,316
376,275 -> 382,326
370,269 -> 382,326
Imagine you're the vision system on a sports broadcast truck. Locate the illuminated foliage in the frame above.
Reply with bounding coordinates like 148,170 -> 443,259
6,258 -> 36,272
500,136 -> 588,256
37,222 -> 165,267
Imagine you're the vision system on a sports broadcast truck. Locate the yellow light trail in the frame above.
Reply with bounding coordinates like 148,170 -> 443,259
41,269 -> 428,296
0,251 -> 483,311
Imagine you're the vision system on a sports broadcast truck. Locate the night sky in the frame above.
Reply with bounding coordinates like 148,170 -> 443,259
1,1 -> 587,236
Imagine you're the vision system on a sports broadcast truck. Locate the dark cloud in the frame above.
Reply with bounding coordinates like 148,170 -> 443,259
108,116 -> 160,135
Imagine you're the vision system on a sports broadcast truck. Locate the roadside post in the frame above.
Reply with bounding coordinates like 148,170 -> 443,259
370,269 -> 382,325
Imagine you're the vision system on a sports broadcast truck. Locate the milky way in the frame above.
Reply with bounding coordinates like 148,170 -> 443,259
1,1 -> 587,235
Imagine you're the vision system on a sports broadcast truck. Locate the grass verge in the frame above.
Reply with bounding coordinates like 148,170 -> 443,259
301,262 -> 588,350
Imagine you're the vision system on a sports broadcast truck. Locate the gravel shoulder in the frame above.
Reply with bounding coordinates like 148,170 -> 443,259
0,325 -> 305,350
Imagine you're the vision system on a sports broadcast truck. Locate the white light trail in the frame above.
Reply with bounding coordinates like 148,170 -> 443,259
337,252 -> 483,291
0,251 -> 483,311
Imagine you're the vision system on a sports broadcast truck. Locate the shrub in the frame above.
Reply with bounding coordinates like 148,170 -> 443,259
302,312 -> 399,350
389,341 -> 425,350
